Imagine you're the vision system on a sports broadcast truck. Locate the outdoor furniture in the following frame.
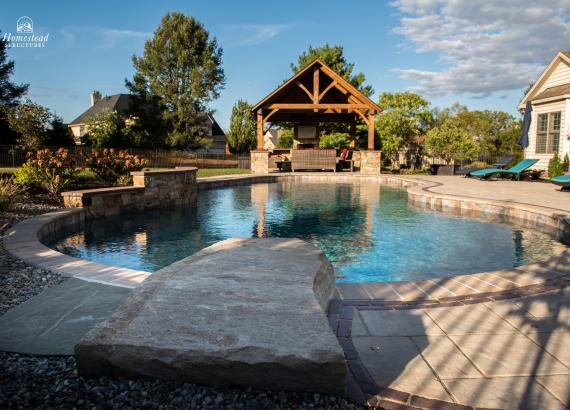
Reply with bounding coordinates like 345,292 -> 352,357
491,155 -> 514,169
275,160 -> 292,172
467,159 -> 539,181
291,149 -> 336,172
550,174 -> 570,191
337,149 -> 354,172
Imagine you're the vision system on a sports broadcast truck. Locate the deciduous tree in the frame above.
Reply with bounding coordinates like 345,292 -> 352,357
377,92 -> 433,167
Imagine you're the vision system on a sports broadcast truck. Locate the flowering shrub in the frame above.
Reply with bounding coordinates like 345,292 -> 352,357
14,148 -> 78,196
88,149 -> 148,184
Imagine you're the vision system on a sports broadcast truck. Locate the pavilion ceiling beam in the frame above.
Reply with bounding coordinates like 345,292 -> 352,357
263,108 -> 279,123
295,81 -> 313,100
267,103 -> 370,110
318,81 -> 337,101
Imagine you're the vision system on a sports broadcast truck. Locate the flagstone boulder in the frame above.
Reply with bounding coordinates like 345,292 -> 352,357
75,238 -> 346,395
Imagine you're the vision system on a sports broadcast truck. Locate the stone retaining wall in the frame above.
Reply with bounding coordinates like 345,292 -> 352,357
62,167 -> 197,218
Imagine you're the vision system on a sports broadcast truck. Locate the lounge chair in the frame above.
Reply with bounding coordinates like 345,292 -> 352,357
468,159 -> 539,180
551,174 -> 570,191
461,156 -> 514,177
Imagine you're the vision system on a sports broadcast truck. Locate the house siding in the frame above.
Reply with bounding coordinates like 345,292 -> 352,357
539,60 -> 570,91
525,99 -> 569,169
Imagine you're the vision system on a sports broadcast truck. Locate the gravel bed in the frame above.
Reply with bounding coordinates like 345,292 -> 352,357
0,352 -> 364,410
0,202 -> 66,316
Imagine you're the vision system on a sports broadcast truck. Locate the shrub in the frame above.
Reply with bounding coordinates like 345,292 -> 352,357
278,129 -> 293,148
88,149 -> 148,184
562,153 -> 570,171
13,163 -> 43,188
0,177 -> 27,211
16,148 -> 78,196
319,132 -> 351,149
548,152 -> 564,178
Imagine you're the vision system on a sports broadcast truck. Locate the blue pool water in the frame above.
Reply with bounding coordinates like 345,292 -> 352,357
48,181 -> 563,282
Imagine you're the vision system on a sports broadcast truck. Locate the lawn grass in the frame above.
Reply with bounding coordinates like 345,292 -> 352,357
196,168 -> 251,178
1,167 -> 251,179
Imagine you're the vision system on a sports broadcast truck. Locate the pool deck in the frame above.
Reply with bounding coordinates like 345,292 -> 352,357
1,174 -> 569,409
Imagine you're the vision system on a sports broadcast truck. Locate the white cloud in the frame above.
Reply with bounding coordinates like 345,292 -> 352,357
59,26 -> 150,50
98,28 -> 150,49
225,24 -> 291,46
390,0 -> 570,96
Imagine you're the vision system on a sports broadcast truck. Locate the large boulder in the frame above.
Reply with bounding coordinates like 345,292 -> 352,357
75,238 -> 346,395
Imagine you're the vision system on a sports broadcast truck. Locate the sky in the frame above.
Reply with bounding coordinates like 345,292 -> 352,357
2,0 -> 570,130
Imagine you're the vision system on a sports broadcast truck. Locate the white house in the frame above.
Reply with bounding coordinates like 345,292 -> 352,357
519,51 -> 570,169
264,129 -> 279,150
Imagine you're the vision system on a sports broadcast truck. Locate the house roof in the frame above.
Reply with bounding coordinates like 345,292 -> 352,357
532,83 -> 570,101
519,51 -> 570,109
69,94 -> 132,125
70,94 -> 226,140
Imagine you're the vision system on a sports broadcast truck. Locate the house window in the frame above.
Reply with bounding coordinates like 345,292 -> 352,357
535,111 -> 561,154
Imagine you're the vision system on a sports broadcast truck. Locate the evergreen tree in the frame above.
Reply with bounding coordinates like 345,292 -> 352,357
227,99 -> 256,153
291,44 -> 373,96
0,33 -> 29,106
127,12 -> 225,149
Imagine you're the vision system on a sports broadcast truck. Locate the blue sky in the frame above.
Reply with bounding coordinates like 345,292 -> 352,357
2,0 -> 569,129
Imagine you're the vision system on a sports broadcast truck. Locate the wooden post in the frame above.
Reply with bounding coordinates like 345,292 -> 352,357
257,110 -> 264,150
313,67 -> 319,112
367,113 -> 375,150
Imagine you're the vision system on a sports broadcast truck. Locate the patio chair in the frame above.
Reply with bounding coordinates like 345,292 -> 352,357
551,174 -> 570,191
337,149 -> 354,172
467,159 -> 539,181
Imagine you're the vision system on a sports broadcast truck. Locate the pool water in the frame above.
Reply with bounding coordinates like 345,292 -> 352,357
48,181 -> 564,282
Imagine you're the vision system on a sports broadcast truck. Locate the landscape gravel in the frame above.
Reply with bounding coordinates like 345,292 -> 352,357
0,352 -> 364,410
1,203 -> 66,316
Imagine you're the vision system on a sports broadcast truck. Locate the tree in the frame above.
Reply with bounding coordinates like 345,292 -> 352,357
227,99 -> 256,153
291,44 -> 373,96
127,12 -> 225,149
0,33 -> 29,144
0,33 -> 29,107
319,132 -> 351,149
278,128 -> 293,148
424,119 -> 478,164
45,115 -> 75,146
377,92 -> 433,167
6,99 -> 52,150
83,109 -> 126,147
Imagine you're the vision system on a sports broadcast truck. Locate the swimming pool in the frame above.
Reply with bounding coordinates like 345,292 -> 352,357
48,180 -> 564,282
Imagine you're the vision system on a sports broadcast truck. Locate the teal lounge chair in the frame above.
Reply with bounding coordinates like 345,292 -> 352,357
551,174 -> 570,191
468,159 -> 539,180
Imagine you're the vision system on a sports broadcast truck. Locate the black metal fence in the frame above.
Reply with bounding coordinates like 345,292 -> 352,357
0,146 -> 239,169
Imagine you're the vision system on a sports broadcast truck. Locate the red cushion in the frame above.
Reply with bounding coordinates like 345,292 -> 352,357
340,148 -> 348,160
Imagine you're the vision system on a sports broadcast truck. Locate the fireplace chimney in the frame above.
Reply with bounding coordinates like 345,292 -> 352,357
90,91 -> 102,107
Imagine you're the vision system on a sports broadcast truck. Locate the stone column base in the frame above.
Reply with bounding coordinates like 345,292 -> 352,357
360,150 -> 382,174
250,150 -> 269,174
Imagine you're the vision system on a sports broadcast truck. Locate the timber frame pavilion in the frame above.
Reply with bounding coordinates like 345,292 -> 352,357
251,59 -> 381,151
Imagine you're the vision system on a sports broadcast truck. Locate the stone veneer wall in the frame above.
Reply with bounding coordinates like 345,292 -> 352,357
359,151 -> 382,174
61,167 -> 197,218
250,150 -> 269,174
